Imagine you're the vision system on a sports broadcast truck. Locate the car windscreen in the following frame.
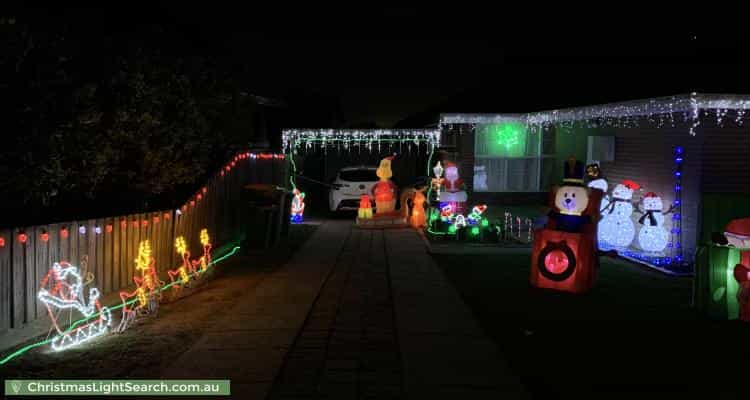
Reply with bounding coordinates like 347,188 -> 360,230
339,169 -> 378,182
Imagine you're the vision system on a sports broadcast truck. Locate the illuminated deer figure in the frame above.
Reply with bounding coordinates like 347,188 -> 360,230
168,236 -> 192,287
191,229 -> 212,274
115,240 -> 164,333
37,262 -> 112,350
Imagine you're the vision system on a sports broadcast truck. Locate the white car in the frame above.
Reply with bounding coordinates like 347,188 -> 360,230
329,166 -> 379,211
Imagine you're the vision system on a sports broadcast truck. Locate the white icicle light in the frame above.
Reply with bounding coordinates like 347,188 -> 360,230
282,129 -> 440,152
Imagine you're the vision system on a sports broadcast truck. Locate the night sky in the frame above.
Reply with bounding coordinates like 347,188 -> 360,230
19,6 -> 750,126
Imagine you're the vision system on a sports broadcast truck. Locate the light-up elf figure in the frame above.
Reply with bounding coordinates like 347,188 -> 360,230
37,262 -> 112,351
116,240 -> 164,333
290,188 -> 305,224
372,155 -> 398,215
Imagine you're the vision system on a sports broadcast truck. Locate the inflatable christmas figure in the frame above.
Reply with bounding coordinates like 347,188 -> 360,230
712,218 -> 750,321
409,187 -> 427,228
358,194 -> 373,219
473,165 -> 488,191
37,262 -> 112,350
372,155 -> 398,214
586,163 -> 610,212
440,161 -> 468,203
636,192 -> 674,253
530,158 -> 603,293
599,179 -> 639,248
290,188 -> 305,224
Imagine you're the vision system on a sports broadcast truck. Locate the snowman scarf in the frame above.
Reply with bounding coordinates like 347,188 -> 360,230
603,198 -> 628,215
638,211 -> 657,226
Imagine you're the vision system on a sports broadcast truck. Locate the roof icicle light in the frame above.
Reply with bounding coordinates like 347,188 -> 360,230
282,129 -> 440,152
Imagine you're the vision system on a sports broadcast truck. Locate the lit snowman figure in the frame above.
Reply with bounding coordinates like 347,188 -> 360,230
636,192 -> 672,253
599,180 -> 639,248
473,165 -> 488,191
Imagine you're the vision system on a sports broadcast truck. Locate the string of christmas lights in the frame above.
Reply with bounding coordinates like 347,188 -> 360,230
282,129 -> 441,153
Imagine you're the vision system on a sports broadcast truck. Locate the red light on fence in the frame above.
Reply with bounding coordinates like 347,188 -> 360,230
41,231 -> 49,242
0,237 -> 4,247
18,232 -> 27,244
120,219 -> 127,229
164,212 -> 170,220
190,200 -> 196,207
60,227 -> 69,239
182,205 -> 188,213
153,215 -> 160,224
106,224 -> 113,233
220,170 -> 225,177
225,166 -> 231,172
202,187 -> 207,194
259,153 -> 273,159
231,161 -> 236,167
132,220 -> 139,228
197,194 -> 202,201
141,220 -> 148,228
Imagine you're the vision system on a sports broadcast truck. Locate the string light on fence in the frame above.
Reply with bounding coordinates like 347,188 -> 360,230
18,232 -> 27,244
94,226 -> 102,235
41,230 -> 49,242
106,224 -> 113,233
141,220 -> 148,228
61,227 -> 69,239
78,225 -> 86,235
153,215 -> 159,224
0,237 -> 5,247
163,212 -> 171,220
120,220 -> 127,229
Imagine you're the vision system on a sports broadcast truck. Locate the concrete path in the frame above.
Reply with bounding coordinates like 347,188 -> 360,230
165,220 -> 525,399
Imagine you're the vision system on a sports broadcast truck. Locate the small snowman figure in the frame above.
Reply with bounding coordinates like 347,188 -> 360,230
473,165 -> 488,191
599,179 -> 639,248
636,192 -> 673,253
585,163 -> 609,212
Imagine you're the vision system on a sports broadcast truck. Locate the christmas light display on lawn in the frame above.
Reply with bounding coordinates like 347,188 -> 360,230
373,155 -> 398,214
115,240 -> 164,333
37,262 -> 112,351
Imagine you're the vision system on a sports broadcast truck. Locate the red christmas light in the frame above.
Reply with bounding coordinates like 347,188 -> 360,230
231,161 -> 236,167
182,205 -> 187,213
132,220 -> 139,228
120,219 -> 127,229
141,220 -> 148,228
163,212 -> 170,220
197,194 -> 202,201
225,165 -> 231,172
106,224 -> 113,233
260,153 -> 273,159
153,215 -> 160,224
0,237 -> 4,247
190,200 -> 196,207
220,170 -> 225,177
18,232 -> 27,244
60,227 -> 69,239
202,187 -> 207,194
41,231 -> 49,242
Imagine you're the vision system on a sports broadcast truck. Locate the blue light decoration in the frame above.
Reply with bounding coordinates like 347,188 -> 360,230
670,145 -> 684,268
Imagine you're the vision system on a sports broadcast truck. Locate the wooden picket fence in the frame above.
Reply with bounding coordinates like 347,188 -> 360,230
0,152 -> 288,333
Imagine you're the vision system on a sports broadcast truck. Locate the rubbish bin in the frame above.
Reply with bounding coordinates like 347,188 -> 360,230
241,184 -> 292,251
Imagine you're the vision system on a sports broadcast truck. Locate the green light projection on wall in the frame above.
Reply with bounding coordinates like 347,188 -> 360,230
481,122 -> 527,157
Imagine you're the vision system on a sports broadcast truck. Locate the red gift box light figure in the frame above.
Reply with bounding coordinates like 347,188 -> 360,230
530,157 -> 603,294
713,218 -> 750,321
372,155 -> 398,215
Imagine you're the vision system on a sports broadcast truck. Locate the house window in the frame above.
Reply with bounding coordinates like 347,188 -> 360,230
474,122 -> 555,192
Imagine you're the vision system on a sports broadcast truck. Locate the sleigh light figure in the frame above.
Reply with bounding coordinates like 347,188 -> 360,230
37,262 -> 112,351
115,240 -> 164,333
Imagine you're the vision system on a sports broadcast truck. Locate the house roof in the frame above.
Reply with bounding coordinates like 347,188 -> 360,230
440,93 -> 750,126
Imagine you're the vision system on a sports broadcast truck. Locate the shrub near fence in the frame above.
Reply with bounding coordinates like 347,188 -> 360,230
0,152 -> 287,334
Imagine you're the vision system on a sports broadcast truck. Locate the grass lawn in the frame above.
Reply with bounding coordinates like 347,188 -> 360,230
435,253 -> 750,399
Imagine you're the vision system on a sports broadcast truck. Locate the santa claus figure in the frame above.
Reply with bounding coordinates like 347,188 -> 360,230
372,155 -> 398,214
440,161 -> 468,204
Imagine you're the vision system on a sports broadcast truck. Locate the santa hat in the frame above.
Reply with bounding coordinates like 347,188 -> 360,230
621,179 -> 641,191
443,161 -> 458,169
643,192 -> 659,198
